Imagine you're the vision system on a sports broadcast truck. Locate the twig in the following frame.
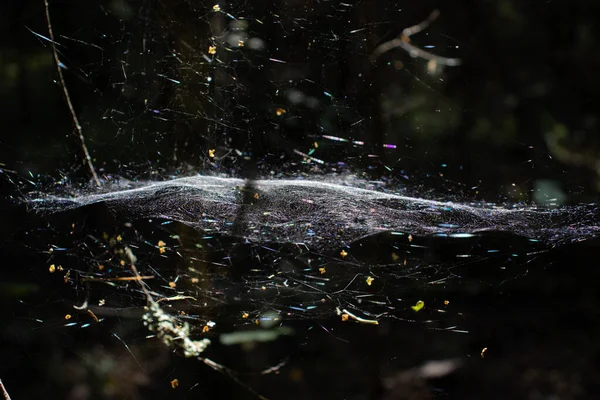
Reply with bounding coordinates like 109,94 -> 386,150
81,275 -> 155,283
44,0 -> 102,187
336,307 -> 379,325
371,9 -> 462,66
201,358 -> 269,400
260,359 -> 288,375
402,9 -> 440,38
124,247 -> 269,399
0,379 -> 12,400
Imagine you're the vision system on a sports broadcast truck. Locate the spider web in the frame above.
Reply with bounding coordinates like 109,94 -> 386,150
26,174 -> 600,338
35,0 -> 468,180
10,0 -> 600,398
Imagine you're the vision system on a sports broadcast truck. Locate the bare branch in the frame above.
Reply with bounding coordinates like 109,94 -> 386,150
0,379 -> 12,400
371,9 -> 462,67
44,0 -> 102,187
402,9 -> 440,38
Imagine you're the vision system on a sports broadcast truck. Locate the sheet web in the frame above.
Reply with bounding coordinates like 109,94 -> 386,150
23,174 -> 600,397
29,176 -> 599,344
19,0 -> 600,397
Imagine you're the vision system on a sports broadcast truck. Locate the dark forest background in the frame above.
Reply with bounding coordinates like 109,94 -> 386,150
1,0 -> 600,200
2,1 -> 600,400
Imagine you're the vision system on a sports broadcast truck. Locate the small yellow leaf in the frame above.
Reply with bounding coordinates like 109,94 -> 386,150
411,300 -> 424,312
366,276 -> 374,286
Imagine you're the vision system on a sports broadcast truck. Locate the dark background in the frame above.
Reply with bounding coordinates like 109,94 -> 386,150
2,0 -> 600,198
1,1 -> 600,399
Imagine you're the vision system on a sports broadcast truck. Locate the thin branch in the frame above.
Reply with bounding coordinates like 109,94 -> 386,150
201,358 -> 269,400
125,247 -> 269,399
260,359 -> 288,375
44,0 -> 102,187
0,379 -> 12,400
371,9 -> 462,66
81,275 -> 155,283
402,9 -> 440,38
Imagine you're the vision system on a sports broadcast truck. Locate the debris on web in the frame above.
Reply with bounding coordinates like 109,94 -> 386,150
142,301 -> 211,358
126,246 -> 211,357
28,176 -> 600,247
